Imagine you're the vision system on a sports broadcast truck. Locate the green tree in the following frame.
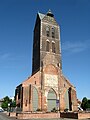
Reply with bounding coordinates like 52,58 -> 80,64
81,97 -> 88,110
87,100 -> 90,108
1,102 -> 8,108
1,96 -> 12,109
11,100 -> 16,107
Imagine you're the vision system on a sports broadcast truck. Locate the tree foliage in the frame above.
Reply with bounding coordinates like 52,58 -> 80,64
81,97 -> 90,110
11,100 -> 16,107
1,96 -> 16,109
1,96 -> 11,109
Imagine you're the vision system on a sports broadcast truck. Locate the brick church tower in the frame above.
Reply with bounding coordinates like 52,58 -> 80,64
15,10 -> 78,112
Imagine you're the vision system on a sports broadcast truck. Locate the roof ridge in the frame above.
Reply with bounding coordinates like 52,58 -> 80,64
38,12 -> 45,20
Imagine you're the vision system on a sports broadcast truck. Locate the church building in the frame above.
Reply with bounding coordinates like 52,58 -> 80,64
15,10 -> 78,112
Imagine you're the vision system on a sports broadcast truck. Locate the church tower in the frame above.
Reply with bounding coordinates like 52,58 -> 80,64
32,10 -> 61,75
15,10 -> 78,112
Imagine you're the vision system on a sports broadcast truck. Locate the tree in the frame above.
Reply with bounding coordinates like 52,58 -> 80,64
1,96 -> 12,110
1,102 -> 8,109
87,100 -> 90,108
1,96 -> 16,111
11,100 -> 16,107
81,97 -> 90,110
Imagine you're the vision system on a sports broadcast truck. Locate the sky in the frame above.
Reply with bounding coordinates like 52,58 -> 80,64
0,0 -> 90,101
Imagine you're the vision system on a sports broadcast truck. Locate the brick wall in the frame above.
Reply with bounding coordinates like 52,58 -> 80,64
78,112 -> 90,119
16,112 -> 60,119
9,112 -> 90,119
60,112 -> 78,119
60,112 -> 90,119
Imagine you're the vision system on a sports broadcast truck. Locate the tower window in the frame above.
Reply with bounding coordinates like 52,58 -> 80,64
46,26 -> 50,37
52,42 -> 55,53
52,27 -> 55,38
25,100 -> 27,106
35,81 -> 36,85
46,41 -> 50,52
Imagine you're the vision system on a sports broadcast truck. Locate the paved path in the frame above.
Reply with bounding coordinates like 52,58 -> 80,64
0,113 -> 16,120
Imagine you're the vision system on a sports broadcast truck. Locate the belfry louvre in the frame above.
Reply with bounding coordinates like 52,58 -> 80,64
15,10 -> 78,112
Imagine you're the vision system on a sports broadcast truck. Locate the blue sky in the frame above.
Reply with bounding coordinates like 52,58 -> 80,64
0,0 -> 90,101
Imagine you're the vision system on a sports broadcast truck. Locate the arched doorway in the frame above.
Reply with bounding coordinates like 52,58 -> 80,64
32,87 -> 38,111
47,89 -> 57,111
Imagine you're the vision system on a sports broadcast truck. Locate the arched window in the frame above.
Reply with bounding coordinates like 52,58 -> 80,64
52,27 -> 55,38
46,26 -> 50,37
25,100 -> 27,106
52,42 -> 55,53
32,87 -> 38,111
47,89 -> 57,111
46,41 -> 50,52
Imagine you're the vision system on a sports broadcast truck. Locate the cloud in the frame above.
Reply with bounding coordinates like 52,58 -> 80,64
62,40 -> 90,54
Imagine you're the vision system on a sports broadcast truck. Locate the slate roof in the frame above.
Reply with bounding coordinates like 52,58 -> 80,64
38,12 -> 45,20
38,10 -> 54,20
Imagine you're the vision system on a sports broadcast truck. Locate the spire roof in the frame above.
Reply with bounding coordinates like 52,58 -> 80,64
38,9 -> 54,20
38,12 -> 45,20
47,9 -> 54,17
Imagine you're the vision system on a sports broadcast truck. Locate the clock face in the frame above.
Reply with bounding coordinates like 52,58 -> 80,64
45,74 -> 58,87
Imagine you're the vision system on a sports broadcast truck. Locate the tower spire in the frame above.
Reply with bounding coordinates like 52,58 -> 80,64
47,9 -> 54,17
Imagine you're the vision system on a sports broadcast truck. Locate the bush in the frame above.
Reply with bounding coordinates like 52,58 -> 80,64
64,108 -> 68,112
36,108 -> 41,111
51,107 -> 57,112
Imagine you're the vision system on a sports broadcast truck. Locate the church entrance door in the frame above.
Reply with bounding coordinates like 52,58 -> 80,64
47,89 -> 56,112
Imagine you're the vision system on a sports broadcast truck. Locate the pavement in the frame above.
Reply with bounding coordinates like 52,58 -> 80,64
0,112 -> 16,120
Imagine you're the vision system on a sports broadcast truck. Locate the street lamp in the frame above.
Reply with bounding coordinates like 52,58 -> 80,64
8,103 -> 10,112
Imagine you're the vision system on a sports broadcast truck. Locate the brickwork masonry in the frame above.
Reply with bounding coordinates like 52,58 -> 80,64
8,111 -> 90,119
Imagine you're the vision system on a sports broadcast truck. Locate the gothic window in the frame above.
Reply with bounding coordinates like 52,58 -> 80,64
46,41 -> 50,52
41,61 -> 43,67
25,100 -> 27,106
46,26 -> 50,37
52,42 -> 55,53
52,27 -> 55,38
35,81 -> 36,85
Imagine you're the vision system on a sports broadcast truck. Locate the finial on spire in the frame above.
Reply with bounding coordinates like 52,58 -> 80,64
47,9 -> 54,17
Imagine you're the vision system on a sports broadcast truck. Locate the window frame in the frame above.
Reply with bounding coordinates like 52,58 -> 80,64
46,40 -> 50,52
52,27 -> 55,38
52,42 -> 55,53
46,26 -> 50,37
